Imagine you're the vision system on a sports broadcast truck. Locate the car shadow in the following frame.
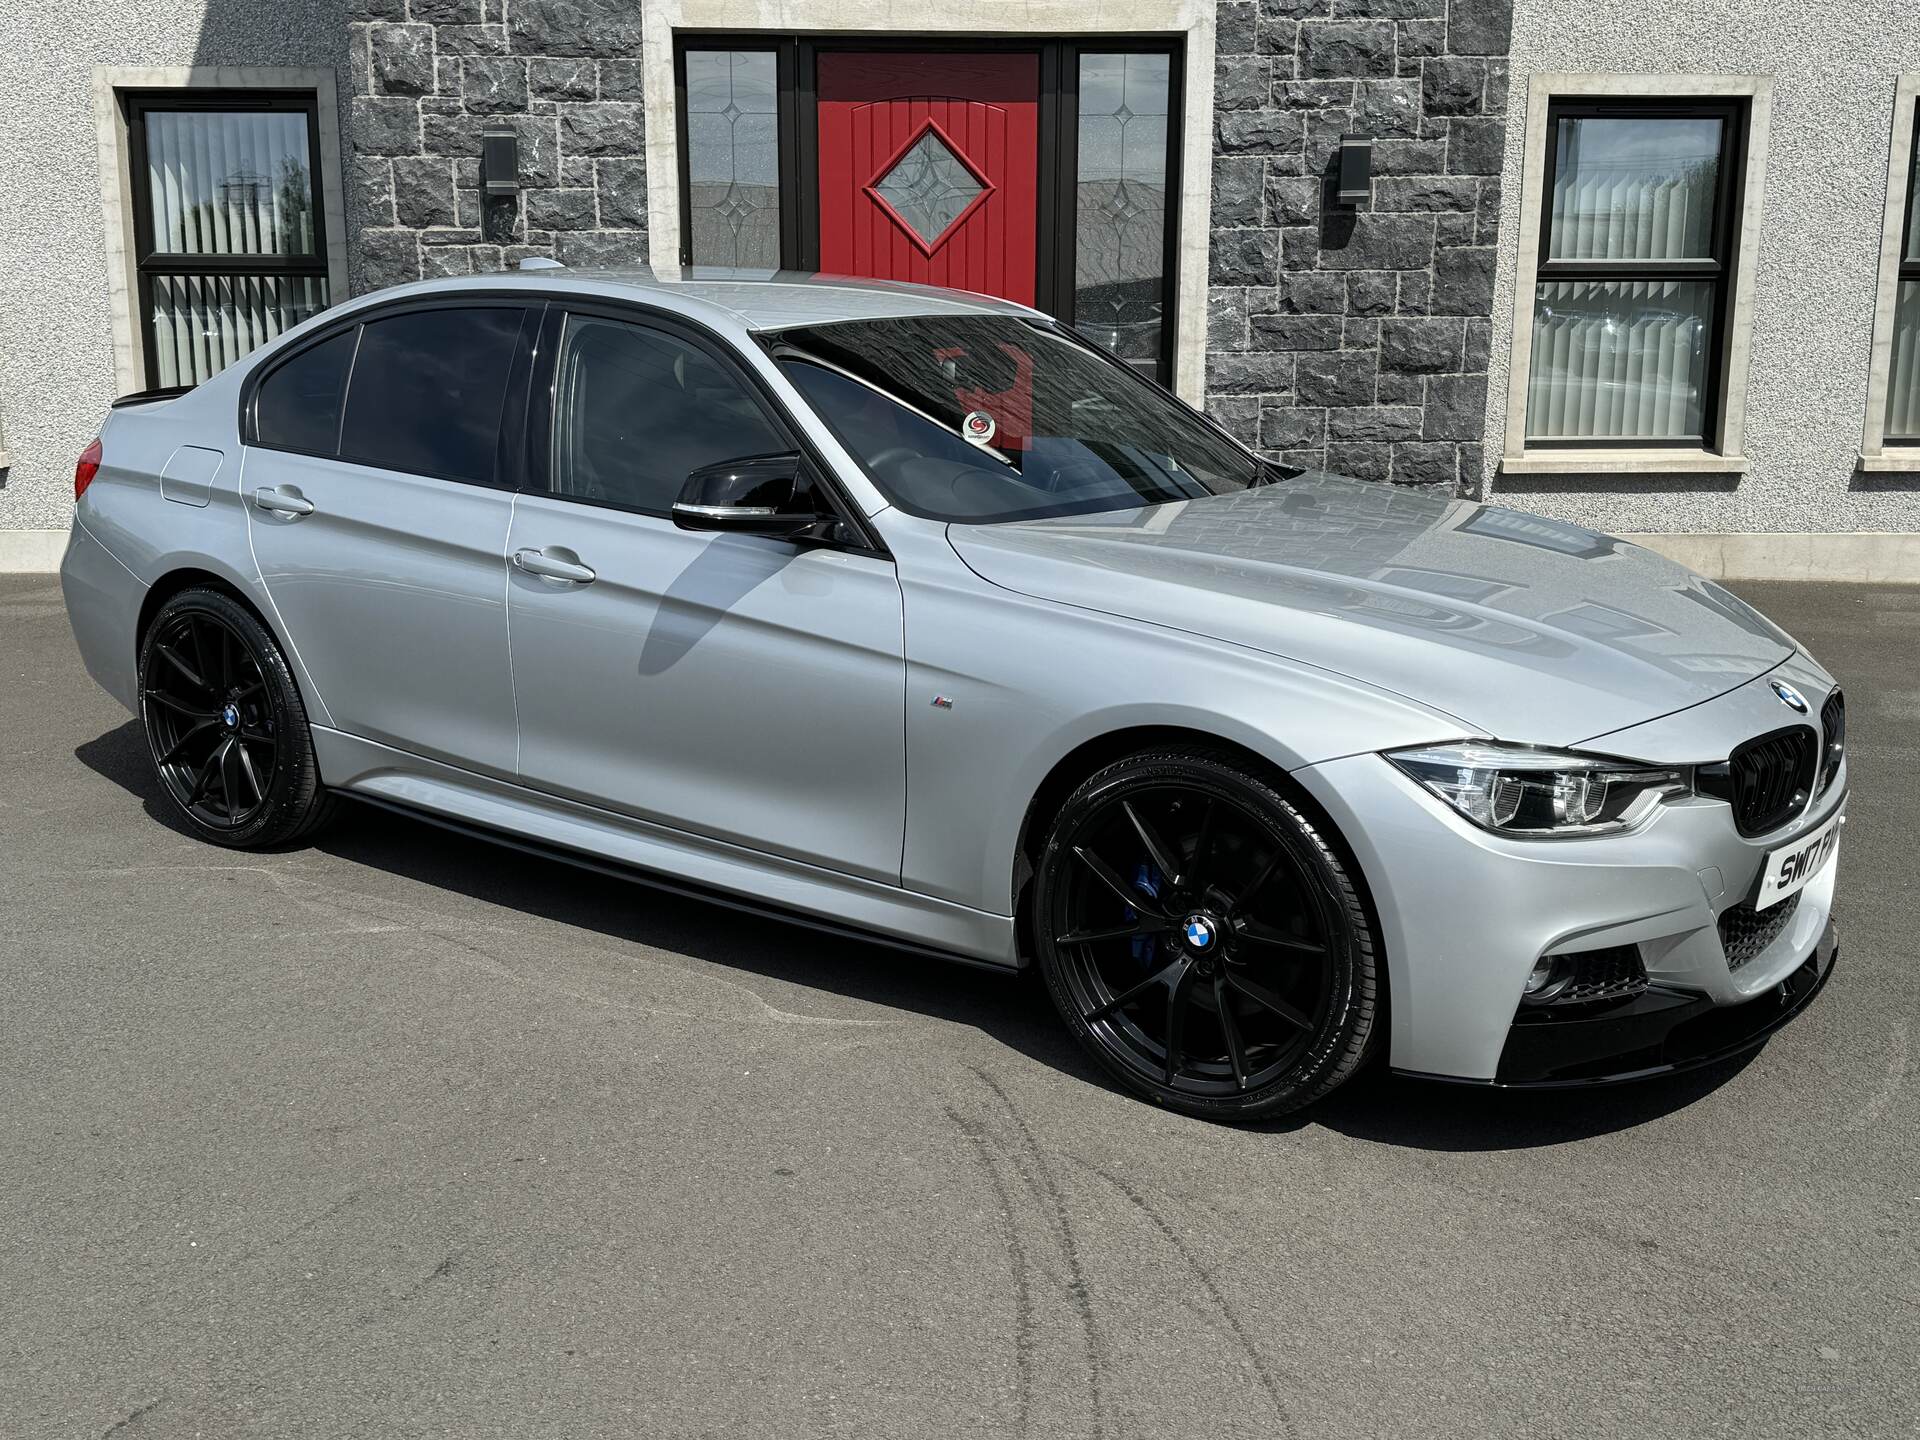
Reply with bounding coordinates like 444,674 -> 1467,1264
76,717 -> 1760,1151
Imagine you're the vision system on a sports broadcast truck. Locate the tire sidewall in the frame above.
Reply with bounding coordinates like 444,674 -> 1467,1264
1032,750 -> 1372,1120
138,589 -> 317,848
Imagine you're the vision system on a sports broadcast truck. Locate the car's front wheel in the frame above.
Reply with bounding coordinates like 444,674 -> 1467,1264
1032,748 -> 1378,1121
138,586 -> 334,848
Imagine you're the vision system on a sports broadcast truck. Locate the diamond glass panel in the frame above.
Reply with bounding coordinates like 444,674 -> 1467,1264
872,129 -> 983,249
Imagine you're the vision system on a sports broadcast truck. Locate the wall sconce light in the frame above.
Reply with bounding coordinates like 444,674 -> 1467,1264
1336,134 -> 1372,208
481,126 -> 519,198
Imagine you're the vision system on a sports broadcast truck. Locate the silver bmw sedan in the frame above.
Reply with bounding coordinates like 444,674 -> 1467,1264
60,268 -> 1845,1121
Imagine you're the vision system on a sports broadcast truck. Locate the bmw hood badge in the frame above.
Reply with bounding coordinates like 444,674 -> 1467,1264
1770,678 -> 1809,713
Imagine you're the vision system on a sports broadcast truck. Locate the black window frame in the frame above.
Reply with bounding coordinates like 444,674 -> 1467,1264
124,88 -> 334,390
671,35 -> 1185,388
1529,96 -> 1750,451
240,295 -> 540,492
1889,109 -> 1920,446
524,298 -> 885,553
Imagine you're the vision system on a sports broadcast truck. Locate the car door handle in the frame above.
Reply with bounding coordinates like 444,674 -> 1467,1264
252,486 -> 315,517
512,547 -> 597,584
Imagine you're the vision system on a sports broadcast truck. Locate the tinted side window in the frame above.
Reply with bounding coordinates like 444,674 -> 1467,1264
255,329 -> 356,455
550,314 -> 786,513
339,307 -> 523,484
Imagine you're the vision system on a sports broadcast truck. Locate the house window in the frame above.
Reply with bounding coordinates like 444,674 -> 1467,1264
126,92 -> 332,389
1886,111 -> 1920,443
1525,100 -> 1748,448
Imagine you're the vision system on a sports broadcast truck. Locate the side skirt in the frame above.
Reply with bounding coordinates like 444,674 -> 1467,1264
312,726 -> 1021,970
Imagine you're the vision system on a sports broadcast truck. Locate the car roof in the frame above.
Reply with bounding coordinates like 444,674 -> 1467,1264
343,265 -> 1043,333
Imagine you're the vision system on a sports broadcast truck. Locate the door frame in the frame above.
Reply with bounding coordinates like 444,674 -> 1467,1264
671,36 -> 1184,386
642,0 -> 1218,402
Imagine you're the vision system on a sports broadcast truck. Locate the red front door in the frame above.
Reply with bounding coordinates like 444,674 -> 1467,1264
816,52 -> 1039,305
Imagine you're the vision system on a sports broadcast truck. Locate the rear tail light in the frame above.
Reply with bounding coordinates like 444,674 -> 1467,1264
74,438 -> 103,501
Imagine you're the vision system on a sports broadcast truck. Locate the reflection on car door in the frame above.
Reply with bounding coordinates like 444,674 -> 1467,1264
505,306 -> 907,882
243,301 -> 533,776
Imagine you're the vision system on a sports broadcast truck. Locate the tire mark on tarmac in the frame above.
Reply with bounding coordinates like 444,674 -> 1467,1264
964,1065 -> 1112,1440
1067,1155 -> 1299,1440
1846,1018 -> 1910,1133
945,1104 -> 1037,1435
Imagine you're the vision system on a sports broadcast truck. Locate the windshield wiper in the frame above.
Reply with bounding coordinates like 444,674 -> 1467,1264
1247,458 -> 1304,488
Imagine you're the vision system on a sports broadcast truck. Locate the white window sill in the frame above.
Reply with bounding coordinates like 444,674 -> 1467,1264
1857,450 -> 1920,472
1499,450 -> 1752,477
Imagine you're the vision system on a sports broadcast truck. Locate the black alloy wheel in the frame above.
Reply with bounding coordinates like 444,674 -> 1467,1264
138,587 -> 334,848
1032,748 -> 1377,1120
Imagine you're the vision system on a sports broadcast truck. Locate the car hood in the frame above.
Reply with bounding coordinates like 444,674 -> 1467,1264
944,473 -> 1796,749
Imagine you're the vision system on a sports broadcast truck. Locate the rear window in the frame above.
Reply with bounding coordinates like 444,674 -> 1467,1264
254,329 -> 355,455
338,307 -> 524,485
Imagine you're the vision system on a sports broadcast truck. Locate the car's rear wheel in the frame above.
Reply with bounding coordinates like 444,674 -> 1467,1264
138,587 -> 334,848
1032,748 -> 1377,1121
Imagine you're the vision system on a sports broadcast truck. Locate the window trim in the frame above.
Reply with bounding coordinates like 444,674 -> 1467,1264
1499,74 -> 1772,477
92,66 -> 349,395
1861,73 -> 1920,469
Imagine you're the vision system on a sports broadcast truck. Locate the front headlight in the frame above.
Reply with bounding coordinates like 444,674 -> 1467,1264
1386,741 -> 1686,837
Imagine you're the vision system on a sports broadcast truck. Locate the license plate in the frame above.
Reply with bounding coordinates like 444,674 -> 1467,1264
1755,810 -> 1843,910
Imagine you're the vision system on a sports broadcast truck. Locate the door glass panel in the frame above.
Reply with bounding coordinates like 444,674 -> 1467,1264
1888,280 -> 1920,440
1547,116 -> 1722,261
255,327 -> 355,455
1074,53 -> 1171,377
149,273 -> 330,388
1907,129 -> 1920,262
550,314 -> 787,513
1526,280 -> 1714,441
871,127 -> 984,248
685,50 -> 780,268
339,308 -> 522,484
144,110 -> 318,256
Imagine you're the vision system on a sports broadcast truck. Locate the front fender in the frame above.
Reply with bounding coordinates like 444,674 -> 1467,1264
885,516 -> 1461,916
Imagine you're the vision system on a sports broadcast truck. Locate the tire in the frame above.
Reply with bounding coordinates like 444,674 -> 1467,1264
137,586 -> 336,848
1031,747 -> 1378,1122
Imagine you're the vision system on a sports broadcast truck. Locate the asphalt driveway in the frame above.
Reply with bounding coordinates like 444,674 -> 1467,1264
1,574 -> 1915,1439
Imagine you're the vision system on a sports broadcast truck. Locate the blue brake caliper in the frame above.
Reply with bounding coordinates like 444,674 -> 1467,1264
1129,861 -> 1164,970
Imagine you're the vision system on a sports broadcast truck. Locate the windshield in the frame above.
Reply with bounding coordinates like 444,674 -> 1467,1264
768,315 -> 1272,524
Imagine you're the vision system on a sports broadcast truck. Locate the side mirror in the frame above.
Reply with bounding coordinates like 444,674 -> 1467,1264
671,453 -> 827,538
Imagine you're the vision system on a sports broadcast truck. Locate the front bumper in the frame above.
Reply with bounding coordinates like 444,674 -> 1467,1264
1475,918 -> 1835,1086
1293,731 -> 1845,1082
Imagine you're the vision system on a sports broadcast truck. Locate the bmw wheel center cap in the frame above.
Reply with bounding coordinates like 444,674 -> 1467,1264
221,702 -> 241,729
1184,914 -> 1217,951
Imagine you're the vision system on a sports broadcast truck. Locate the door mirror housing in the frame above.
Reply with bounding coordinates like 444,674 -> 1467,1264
672,453 -> 829,539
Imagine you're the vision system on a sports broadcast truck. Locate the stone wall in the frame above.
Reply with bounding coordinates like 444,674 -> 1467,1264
346,0 -> 648,291
1205,0 -> 1511,493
